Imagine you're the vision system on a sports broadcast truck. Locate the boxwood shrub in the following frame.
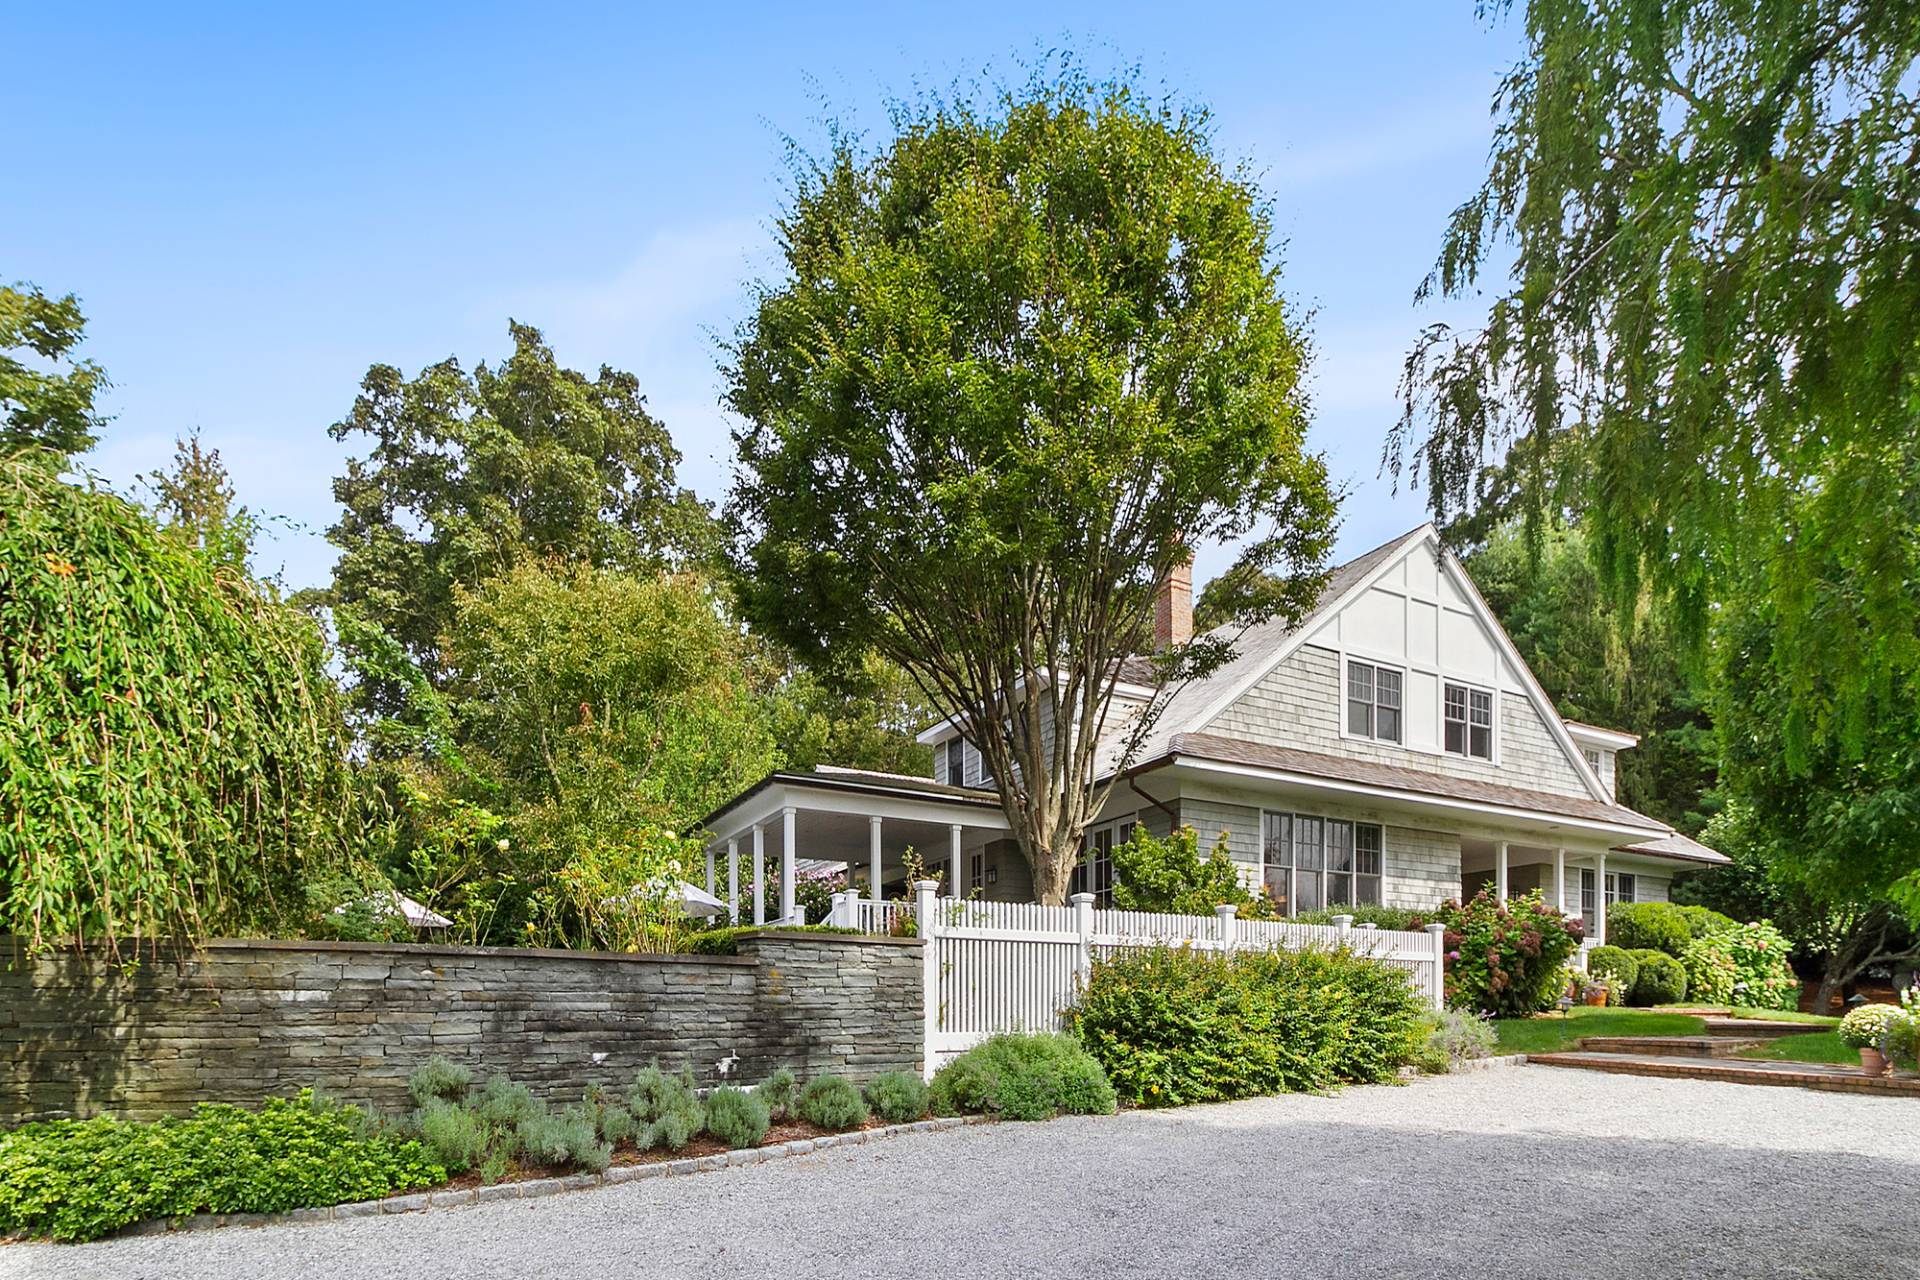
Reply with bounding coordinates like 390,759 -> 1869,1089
1066,945 -> 1427,1107
1629,949 -> 1688,1006
0,1091 -> 443,1243
928,1032 -> 1117,1121
1587,945 -> 1639,1006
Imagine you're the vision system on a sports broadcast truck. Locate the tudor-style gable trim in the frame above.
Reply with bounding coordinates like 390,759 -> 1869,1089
1429,538 -> 1614,805
1187,524 -> 1614,806
1183,524 -> 1437,736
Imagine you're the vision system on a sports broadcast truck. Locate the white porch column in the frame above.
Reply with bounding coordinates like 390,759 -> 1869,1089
948,823 -> 963,897
869,816 -> 884,905
1553,847 -> 1567,915
752,824 -> 765,926
1495,840 -> 1509,904
726,837 -> 739,925
780,806 -> 797,924
705,848 -> 715,897
1594,850 -> 1608,947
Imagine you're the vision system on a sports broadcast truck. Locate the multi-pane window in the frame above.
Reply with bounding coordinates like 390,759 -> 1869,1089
1264,812 -> 1384,913
1443,682 -> 1492,759
969,850 -> 986,894
1072,819 -> 1134,907
1579,869 -> 1634,932
975,743 -> 994,788
1347,661 -> 1403,743
944,738 -> 964,786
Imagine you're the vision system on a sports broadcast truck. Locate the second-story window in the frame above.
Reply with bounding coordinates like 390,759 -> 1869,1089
944,737 -> 964,786
1444,683 -> 1493,759
1347,661 -> 1402,743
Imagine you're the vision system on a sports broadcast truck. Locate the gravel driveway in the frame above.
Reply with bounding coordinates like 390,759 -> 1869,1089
11,1066 -> 1918,1280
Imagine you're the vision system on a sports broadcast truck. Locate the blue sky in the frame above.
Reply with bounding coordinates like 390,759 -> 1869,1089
2,2 -> 1523,591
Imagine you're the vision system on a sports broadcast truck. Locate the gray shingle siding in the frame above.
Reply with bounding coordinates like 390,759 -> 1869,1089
1204,643 -> 1593,799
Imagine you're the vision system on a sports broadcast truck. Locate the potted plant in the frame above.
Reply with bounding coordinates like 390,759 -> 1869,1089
1891,987 -> 1920,1079
1838,1003 -> 1901,1076
1581,980 -> 1610,1007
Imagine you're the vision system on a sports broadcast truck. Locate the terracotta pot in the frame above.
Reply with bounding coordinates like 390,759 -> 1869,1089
1858,1047 -> 1889,1077
1583,987 -> 1609,1007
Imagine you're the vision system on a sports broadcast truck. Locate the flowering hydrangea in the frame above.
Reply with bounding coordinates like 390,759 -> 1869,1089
1680,921 -> 1797,1010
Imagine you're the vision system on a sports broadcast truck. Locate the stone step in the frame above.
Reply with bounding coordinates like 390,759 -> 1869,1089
1578,1035 -> 1759,1057
1529,1051 -> 1920,1096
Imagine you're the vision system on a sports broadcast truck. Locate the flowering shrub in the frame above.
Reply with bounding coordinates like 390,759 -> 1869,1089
1417,889 -> 1583,1016
1678,921 -> 1798,1010
1838,1003 -> 1902,1050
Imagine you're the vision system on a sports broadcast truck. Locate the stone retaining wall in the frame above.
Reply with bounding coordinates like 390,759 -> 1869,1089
0,931 -> 923,1123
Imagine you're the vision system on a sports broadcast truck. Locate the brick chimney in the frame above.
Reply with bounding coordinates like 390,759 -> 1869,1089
1153,555 -> 1193,649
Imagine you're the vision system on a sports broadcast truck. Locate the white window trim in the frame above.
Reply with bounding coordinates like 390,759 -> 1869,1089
1342,657 -> 1407,746
1441,678 -> 1498,762
1257,808 -> 1387,914
1336,644 -> 1504,767
1073,813 -> 1138,907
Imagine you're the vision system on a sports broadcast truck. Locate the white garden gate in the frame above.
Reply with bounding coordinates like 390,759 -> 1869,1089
829,884 -> 1447,1075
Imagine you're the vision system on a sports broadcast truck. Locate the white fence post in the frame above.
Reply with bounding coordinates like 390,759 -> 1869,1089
1069,892 -> 1095,989
1425,921 -> 1448,1012
1332,913 -> 1353,950
1214,903 -> 1238,952
916,880 -> 942,1080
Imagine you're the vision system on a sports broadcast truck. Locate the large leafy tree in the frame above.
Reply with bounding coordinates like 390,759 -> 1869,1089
1396,2 -> 1920,921
142,429 -> 261,572
726,68 -> 1335,903
325,321 -> 716,720
2,281 -> 109,458
1395,0 -> 1920,737
0,455 -> 350,954
1466,521 -> 1717,834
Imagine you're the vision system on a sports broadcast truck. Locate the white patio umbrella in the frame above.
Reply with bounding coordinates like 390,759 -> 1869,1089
604,877 -> 731,919
333,891 -> 452,931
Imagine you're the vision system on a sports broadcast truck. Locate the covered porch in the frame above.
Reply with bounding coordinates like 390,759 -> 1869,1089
697,767 -> 1010,925
1460,836 -> 1684,951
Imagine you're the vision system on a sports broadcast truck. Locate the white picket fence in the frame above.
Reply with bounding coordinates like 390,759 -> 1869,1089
829,885 -> 1446,1074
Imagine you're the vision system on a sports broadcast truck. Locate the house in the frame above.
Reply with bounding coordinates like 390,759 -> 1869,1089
696,524 -> 1725,948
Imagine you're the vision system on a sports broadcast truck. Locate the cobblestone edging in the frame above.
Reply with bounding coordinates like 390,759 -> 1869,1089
118,1116 -> 993,1237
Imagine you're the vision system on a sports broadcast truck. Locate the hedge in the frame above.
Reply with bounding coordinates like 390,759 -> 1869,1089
1065,945 -> 1426,1107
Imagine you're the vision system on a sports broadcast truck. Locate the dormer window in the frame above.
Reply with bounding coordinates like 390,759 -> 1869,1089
944,738 -> 964,786
1444,683 -> 1493,759
1347,661 -> 1402,743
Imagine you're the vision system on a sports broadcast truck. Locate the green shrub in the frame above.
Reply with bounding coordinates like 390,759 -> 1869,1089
630,1065 -> 705,1150
1629,949 -> 1688,1005
474,1076 -> 539,1128
684,924 -> 860,955
0,1091 -> 443,1243
416,1098 -> 488,1173
1068,945 -> 1425,1106
1432,889 -> 1584,1015
1839,1003 -> 1902,1049
1111,824 -> 1272,917
1680,921 -> 1798,1010
1675,904 -> 1739,940
703,1086 -> 771,1148
795,1076 -> 868,1130
595,1103 -> 635,1146
1587,946 -> 1639,1006
759,1067 -> 797,1120
1289,904 -> 1428,931
1420,1009 -> 1499,1072
862,1071 -> 931,1124
1606,904 -> 1694,958
517,1106 -> 610,1172
928,1033 -> 1117,1120
407,1055 -> 473,1107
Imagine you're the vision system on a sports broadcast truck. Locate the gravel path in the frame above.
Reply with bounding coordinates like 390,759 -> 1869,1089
12,1066 -> 1918,1279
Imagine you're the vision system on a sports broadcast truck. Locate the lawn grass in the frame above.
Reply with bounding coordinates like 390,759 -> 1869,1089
1728,1006 -> 1839,1025
1493,1007 -> 1706,1054
1653,1005 -> 1840,1025
1734,1031 -> 1856,1065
